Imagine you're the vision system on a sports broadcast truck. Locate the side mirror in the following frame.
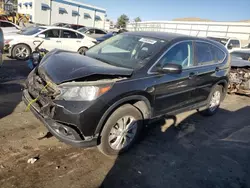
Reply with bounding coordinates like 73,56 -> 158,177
86,31 -> 91,34
37,34 -> 46,38
157,63 -> 182,74
227,43 -> 233,50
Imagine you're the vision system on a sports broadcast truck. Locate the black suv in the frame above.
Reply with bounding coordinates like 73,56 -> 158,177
23,32 -> 230,156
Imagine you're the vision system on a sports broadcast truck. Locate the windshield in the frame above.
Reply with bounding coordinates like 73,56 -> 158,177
77,27 -> 88,33
20,27 -> 45,35
86,33 -> 167,69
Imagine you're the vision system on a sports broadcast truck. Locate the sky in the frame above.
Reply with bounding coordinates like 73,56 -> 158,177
77,0 -> 250,22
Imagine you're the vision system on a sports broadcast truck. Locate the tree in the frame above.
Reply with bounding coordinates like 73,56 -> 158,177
134,17 -> 141,22
117,14 -> 129,28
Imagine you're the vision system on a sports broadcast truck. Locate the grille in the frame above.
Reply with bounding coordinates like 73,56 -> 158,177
27,71 -> 59,117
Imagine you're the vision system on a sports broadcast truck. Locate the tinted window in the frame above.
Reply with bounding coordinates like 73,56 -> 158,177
62,30 -> 78,38
158,41 -> 194,68
95,29 -> 106,34
43,29 -> 60,38
1,21 -> 14,27
212,46 -> 225,62
87,29 -> 94,34
77,33 -> 84,39
229,40 -> 240,48
195,42 -> 215,65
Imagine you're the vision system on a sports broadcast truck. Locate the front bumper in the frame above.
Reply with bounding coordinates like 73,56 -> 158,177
4,44 -> 12,56
22,89 -> 98,148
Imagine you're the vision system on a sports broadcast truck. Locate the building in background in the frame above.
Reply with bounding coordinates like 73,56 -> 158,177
127,21 -> 250,45
17,0 -> 106,28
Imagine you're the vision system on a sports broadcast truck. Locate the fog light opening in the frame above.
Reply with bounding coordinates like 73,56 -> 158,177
58,126 -> 69,136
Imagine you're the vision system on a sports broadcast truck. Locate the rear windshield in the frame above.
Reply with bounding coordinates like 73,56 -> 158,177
20,27 -> 45,35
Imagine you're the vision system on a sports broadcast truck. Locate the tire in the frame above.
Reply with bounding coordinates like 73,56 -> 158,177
98,104 -> 143,157
198,85 -> 223,116
12,44 -> 31,60
78,47 -> 88,55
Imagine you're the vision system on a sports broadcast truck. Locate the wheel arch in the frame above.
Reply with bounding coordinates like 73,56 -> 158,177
94,95 -> 152,137
11,43 -> 32,57
216,79 -> 228,100
77,46 -> 88,52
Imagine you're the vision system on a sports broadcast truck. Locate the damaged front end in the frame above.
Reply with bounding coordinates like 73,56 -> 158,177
228,57 -> 250,95
23,50 -> 133,147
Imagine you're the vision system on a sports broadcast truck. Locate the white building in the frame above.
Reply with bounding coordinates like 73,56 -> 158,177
127,21 -> 250,44
17,0 -> 106,29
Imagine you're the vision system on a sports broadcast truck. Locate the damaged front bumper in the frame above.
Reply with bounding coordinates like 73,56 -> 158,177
22,89 -> 98,148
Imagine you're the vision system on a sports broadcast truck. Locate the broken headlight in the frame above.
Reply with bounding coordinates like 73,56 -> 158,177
58,85 -> 112,101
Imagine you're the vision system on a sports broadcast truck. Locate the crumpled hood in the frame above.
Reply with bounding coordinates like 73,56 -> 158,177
38,49 -> 133,84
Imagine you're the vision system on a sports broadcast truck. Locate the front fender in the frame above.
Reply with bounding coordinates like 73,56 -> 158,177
94,94 -> 152,135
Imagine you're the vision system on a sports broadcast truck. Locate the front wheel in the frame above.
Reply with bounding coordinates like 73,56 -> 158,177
98,104 -> 143,156
12,44 -> 31,60
198,85 -> 223,116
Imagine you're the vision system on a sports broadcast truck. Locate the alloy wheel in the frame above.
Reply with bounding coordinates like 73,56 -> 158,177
108,116 -> 138,150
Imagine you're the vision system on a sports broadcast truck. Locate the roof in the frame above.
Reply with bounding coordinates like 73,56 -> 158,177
127,31 -> 191,41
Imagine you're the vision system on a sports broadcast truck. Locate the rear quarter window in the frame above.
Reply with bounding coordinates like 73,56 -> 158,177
195,42 -> 215,65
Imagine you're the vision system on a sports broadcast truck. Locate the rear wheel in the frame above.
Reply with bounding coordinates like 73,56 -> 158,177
12,44 -> 31,60
98,104 -> 143,156
78,47 -> 88,55
198,85 -> 222,116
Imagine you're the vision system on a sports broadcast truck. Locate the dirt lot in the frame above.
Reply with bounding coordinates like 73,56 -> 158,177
0,56 -> 250,188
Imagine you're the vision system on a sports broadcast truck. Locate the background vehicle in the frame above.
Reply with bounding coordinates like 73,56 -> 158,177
230,50 -> 250,61
207,36 -> 241,52
5,26 -> 96,60
23,32 -> 230,156
0,2 -> 30,27
77,27 -> 107,39
0,20 -> 20,35
53,23 -> 85,30
0,28 -> 3,66
96,29 -> 128,43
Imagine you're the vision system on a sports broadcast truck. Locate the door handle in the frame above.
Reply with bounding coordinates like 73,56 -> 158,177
189,72 -> 197,79
76,40 -> 81,43
56,40 -> 61,43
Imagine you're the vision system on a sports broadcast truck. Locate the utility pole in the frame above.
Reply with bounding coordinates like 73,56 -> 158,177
93,9 -> 96,27
49,0 -> 52,25
77,5 -> 79,25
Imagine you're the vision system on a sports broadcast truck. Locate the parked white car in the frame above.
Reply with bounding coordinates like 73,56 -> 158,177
0,20 -> 21,35
5,26 -> 97,60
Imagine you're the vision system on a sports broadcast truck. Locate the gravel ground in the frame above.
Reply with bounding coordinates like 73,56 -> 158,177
0,56 -> 250,188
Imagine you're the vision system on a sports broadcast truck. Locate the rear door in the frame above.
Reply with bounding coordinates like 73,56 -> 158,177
60,29 -> 82,52
189,41 -> 227,104
38,29 -> 62,51
153,41 -> 197,115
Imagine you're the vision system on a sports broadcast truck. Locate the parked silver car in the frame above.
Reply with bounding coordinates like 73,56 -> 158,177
77,27 -> 107,39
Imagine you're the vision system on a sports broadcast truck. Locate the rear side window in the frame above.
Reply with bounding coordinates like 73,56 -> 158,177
212,46 -> 226,63
62,30 -> 78,38
195,42 -> 215,65
95,29 -> 106,34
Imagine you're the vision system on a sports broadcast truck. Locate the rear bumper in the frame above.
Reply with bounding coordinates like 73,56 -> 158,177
22,89 -> 98,148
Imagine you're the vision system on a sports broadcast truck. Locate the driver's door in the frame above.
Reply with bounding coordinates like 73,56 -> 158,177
153,41 -> 197,115
36,29 -> 62,51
